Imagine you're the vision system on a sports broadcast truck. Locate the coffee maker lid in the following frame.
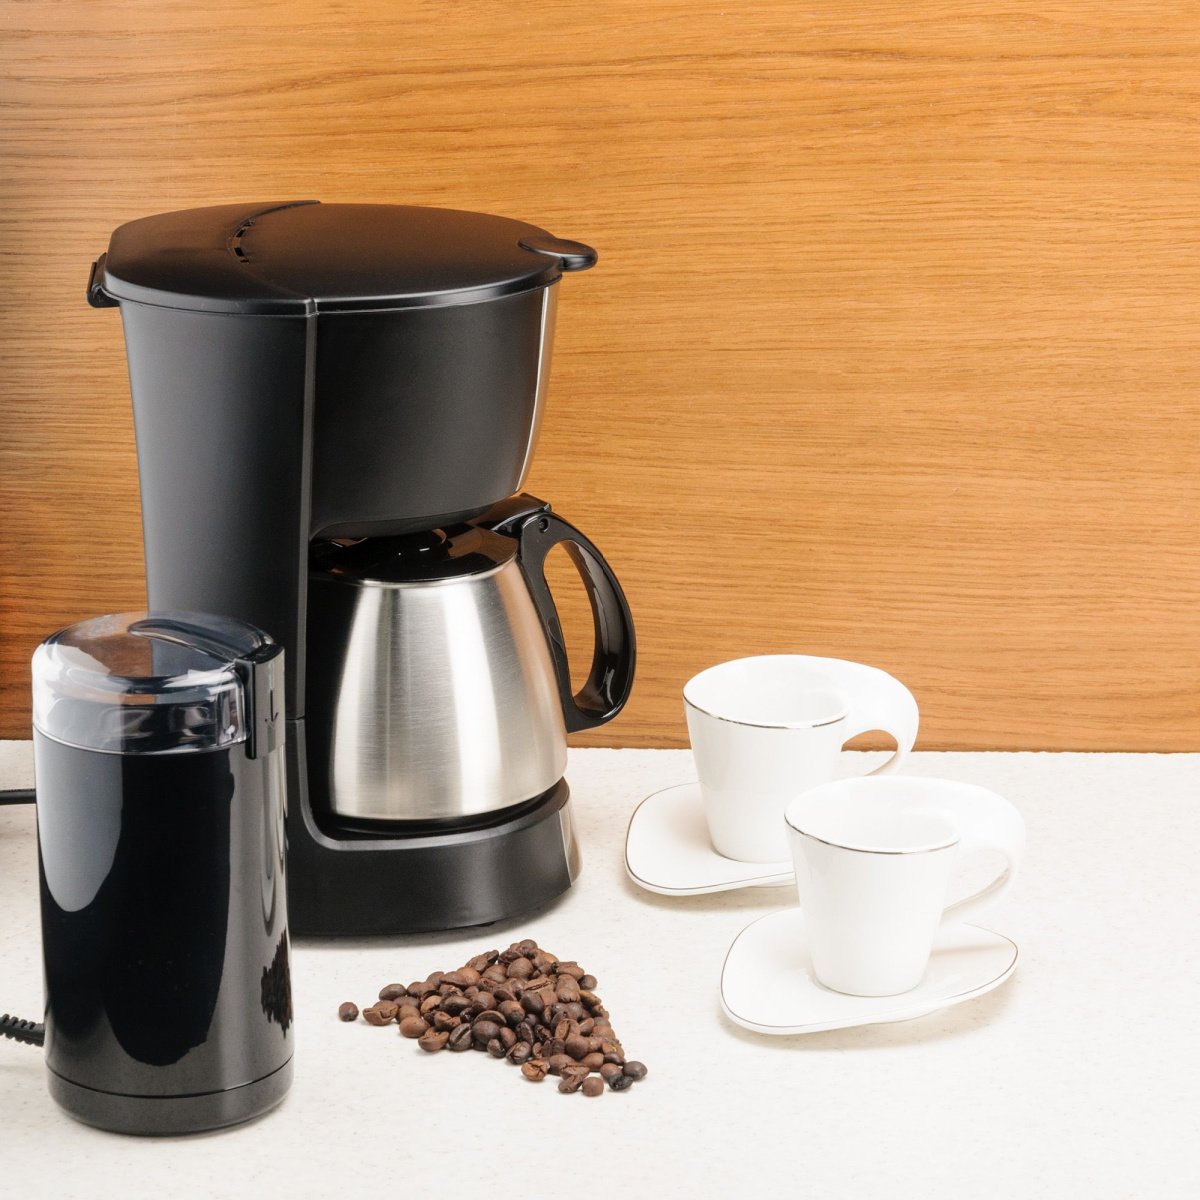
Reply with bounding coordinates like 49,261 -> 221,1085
89,201 -> 597,315
32,611 -> 276,754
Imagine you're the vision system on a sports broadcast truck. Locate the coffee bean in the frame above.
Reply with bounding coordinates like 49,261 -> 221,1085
556,977 -> 581,1004
608,1072 -> 634,1092
532,950 -> 558,973
398,1015 -> 429,1038
432,1011 -> 460,1032
475,1008 -> 504,1026
493,982 -> 519,1002
556,962 -> 585,981
473,992 -> 496,1013
623,1061 -> 648,1081
468,951 -> 498,972
564,1035 -> 589,1060
397,1004 -> 421,1023
581,1052 -> 605,1070
558,1072 -> 585,1094
498,1026 -> 517,1050
508,1042 -> 532,1066
441,970 -> 470,988
579,990 -> 601,1010
498,999 -> 525,1027
362,1005 -> 392,1027
520,991 -> 544,1016
472,1018 -> 501,1044
600,1063 -> 624,1082
375,1000 -> 399,1021
482,964 -> 508,984
517,938 -> 538,956
579,974 -> 597,991
544,1037 -> 566,1059
487,1038 -> 507,1058
418,1030 -> 449,1053
447,1024 -> 473,1052
547,1053 -> 573,1076
408,980 -> 436,1000
582,1076 -> 605,1098
521,1059 -> 548,1082
441,993 -> 472,1016
426,971 -> 445,986
604,1051 -> 625,1065
516,1020 -> 537,1044
419,994 -> 442,1015
378,983 -> 408,1001
578,1018 -> 595,1036
506,957 -> 534,980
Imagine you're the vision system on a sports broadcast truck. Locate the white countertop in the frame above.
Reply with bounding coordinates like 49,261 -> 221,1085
1,743 -> 1197,1199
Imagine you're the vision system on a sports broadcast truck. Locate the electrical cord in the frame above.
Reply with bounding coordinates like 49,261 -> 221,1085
1,1014 -> 44,1047
0,790 -> 42,1045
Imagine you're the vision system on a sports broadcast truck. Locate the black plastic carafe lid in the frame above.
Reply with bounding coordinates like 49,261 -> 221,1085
88,201 -> 597,315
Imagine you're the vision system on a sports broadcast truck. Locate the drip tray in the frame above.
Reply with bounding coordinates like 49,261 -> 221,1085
314,790 -> 560,841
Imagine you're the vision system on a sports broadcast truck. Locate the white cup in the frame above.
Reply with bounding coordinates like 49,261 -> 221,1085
683,655 -> 918,863
785,776 -> 1025,996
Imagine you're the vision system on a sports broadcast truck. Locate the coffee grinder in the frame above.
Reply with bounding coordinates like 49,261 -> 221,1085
87,201 -> 635,934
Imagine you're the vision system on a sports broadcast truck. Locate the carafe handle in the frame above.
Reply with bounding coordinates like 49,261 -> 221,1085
511,504 -> 636,733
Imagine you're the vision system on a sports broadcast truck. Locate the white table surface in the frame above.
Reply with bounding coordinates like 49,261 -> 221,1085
1,742 -> 1197,1199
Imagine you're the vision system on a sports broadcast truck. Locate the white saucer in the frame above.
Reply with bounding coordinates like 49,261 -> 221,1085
625,782 -> 794,896
720,908 -> 1018,1035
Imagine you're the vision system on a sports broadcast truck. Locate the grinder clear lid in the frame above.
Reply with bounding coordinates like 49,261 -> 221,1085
32,612 -> 275,754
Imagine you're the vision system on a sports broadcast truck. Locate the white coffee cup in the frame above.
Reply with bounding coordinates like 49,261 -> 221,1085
785,776 -> 1025,997
683,655 -> 918,863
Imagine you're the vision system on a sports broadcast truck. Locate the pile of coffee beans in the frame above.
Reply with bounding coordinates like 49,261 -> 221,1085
340,938 -> 646,1098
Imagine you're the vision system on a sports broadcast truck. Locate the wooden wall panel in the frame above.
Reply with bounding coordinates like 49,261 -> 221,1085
1,1 -> 1197,749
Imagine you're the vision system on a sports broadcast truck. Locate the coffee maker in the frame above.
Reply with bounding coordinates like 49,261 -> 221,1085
87,200 -> 635,934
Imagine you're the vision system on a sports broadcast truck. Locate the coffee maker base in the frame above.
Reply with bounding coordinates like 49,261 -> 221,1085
285,723 -> 581,935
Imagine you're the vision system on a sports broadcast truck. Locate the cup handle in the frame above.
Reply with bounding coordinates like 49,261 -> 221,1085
934,788 -> 1026,925
834,663 -> 919,776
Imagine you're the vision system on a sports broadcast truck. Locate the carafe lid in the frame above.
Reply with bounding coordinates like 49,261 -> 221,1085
311,521 -> 518,585
89,201 -> 597,315
32,612 -> 281,755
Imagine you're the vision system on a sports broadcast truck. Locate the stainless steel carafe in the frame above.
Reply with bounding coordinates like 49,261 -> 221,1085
304,495 -> 635,824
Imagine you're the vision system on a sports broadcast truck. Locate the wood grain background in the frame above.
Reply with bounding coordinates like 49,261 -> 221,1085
2,1 -> 1197,750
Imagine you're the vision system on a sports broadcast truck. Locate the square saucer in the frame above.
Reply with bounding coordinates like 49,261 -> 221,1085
720,908 -> 1018,1035
625,782 -> 794,896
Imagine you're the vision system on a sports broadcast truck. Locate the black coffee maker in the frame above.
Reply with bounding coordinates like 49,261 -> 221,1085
88,201 -> 635,934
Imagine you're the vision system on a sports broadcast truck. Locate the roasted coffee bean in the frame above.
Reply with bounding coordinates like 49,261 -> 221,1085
547,1053 -> 573,1076
506,957 -> 534,980
397,1004 -> 421,1023
532,950 -> 558,973
535,1023 -> 554,1042
508,1041 -> 532,1066
432,1011 -> 460,1033
418,1029 -> 449,1053
525,975 -> 553,991
579,990 -> 601,1010
487,1038 -> 507,1058
582,1076 -> 605,1098
378,983 -> 408,1001
447,1024 -> 473,1052
498,999 -> 525,1027
521,1059 -> 548,1082
473,992 -> 496,1013
520,991 -> 544,1016
532,1042 -> 545,1057
374,1000 -> 398,1020
482,964 -> 508,984
516,1020 -> 537,1044
608,1072 -> 634,1092
539,987 -> 559,1012
398,1015 -> 429,1038
498,1026 -> 517,1050
472,1018 -> 502,1044
408,980 -> 436,1000
419,994 -> 442,1016
338,1001 -> 359,1022
517,938 -> 538,956
556,977 -> 581,1004
564,1035 -> 589,1060
441,993 -> 472,1016
604,1051 -> 625,1065
554,1019 -> 578,1041
558,1072 -> 585,1094
438,983 -> 460,997
468,951 -> 498,972
426,971 -> 445,986
581,1052 -> 605,1070
441,970 -> 470,988
475,1008 -> 504,1026
600,1063 -> 624,1082
460,966 -> 483,985
363,1005 -> 393,1027
556,961 -> 585,981
579,974 -> 598,991
578,1018 -> 595,1036
492,982 -> 519,1002
623,1061 -> 648,1081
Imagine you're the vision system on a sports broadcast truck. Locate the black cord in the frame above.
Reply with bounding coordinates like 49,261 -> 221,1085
0,788 -> 35,806
1,1014 -> 44,1047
